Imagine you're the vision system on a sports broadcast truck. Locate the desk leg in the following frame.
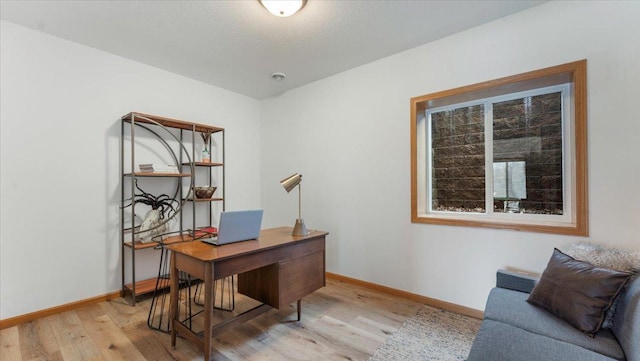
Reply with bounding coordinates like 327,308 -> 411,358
203,262 -> 214,361
297,299 -> 301,321
169,253 -> 178,348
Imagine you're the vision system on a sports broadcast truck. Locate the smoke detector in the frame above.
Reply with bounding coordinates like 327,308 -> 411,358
271,72 -> 286,81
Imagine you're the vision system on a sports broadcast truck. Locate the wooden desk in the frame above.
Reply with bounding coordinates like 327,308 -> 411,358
167,227 -> 328,361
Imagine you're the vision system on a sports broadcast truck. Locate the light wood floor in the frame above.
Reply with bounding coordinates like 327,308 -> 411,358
1,277 -> 424,361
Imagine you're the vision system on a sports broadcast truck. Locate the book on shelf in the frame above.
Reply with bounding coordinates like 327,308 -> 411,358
138,163 -> 179,174
194,226 -> 218,237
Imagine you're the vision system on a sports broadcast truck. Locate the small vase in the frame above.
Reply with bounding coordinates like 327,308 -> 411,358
139,209 -> 169,243
202,148 -> 210,163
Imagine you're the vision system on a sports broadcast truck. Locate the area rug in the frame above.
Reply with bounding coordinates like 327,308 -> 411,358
369,305 -> 481,361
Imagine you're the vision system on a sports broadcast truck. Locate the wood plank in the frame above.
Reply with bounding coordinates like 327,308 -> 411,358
48,312 -> 102,361
27,316 -> 64,361
1,327 -> 22,361
74,304 -> 147,361
313,314 -> 386,357
98,299 -> 143,329
17,320 -> 47,360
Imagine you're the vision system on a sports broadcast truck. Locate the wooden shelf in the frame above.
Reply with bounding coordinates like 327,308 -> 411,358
122,112 -> 224,134
124,233 -> 195,250
186,197 -> 224,202
125,172 -> 191,177
124,275 -> 200,299
125,277 -> 164,296
183,162 -> 223,167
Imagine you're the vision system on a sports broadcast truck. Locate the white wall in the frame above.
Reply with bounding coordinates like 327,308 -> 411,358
2,1 -> 640,321
261,1 -> 640,311
0,21 -> 262,319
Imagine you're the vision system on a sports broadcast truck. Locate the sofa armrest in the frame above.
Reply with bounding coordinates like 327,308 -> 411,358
496,269 -> 538,293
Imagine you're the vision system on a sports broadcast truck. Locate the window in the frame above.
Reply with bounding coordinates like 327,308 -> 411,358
411,60 -> 588,235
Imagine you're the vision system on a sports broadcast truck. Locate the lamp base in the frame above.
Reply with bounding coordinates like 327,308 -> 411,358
292,219 -> 309,236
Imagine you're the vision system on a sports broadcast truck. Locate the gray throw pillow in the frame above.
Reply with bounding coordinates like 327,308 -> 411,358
527,248 -> 632,336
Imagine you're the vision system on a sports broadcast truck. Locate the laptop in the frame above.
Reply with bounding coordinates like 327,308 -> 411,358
201,209 -> 263,246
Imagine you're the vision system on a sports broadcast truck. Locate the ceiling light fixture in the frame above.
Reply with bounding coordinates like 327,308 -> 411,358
259,0 -> 307,17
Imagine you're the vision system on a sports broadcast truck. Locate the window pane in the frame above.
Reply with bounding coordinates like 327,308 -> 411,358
492,92 -> 563,215
431,105 -> 485,213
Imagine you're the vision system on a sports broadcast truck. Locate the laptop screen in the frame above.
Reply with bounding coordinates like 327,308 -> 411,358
214,209 -> 263,245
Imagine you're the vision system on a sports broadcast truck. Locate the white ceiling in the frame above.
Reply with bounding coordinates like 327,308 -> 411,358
0,0 -> 547,100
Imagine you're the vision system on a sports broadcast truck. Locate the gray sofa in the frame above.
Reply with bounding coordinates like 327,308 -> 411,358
468,270 -> 640,361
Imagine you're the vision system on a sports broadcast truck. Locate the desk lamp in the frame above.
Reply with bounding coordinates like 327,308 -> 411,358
280,173 -> 309,236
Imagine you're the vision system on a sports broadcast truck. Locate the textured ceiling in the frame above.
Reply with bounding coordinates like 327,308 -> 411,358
0,0 -> 547,99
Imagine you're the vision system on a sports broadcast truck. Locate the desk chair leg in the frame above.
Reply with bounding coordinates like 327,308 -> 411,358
297,299 -> 301,321
170,253 -> 177,348
193,275 -> 235,311
148,246 -> 196,333
148,246 -> 173,332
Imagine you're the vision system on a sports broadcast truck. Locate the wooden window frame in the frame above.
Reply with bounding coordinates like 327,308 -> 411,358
410,60 -> 588,236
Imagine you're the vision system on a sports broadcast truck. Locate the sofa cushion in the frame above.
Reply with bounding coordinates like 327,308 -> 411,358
612,276 -> 640,361
527,248 -> 632,335
468,319 -> 619,361
485,287 -> 625,360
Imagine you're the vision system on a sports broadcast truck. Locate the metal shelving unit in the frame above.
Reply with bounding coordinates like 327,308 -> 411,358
120,112 -> 225,305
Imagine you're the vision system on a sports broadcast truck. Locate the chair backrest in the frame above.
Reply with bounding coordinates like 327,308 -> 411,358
613,276 -> 640,361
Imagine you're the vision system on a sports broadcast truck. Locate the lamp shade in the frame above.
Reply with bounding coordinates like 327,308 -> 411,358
280,173 -> 302,193
259,0 -> 306,17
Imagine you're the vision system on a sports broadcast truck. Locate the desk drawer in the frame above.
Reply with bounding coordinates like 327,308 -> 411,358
238,250 -> 325,309
279,250 -> 325,306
